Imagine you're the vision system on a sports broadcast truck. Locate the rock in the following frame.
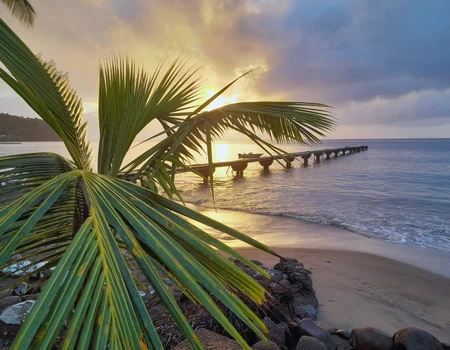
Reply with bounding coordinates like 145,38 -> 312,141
293,305 -> 309,319
263,317 -> 288,346
290,294 -> 319,311
290,271 -> 313,291
316,323 -> 335,335
442,343 -> 450,350
296,336 -> 327,350
393,327 -> 443,350
254,273 -> 270,282
272,274 -> 284,282
331,335 -> 352,350
268,305 -> 291,323
0,300 -> 35,324
251,260 -> 264,266
21,293 -> 39,301
302,305 -> 317,320
297,318 -> 336,350
0,296 -> 21,312
247,268 -> 257,276
173,328 -> 241,350
253,340 -> 281,350
14,282 -> 27,296
335,329 -> 351,340
2,260 -> 48,277
351,327 -> 393,350
279,279 -> 292,288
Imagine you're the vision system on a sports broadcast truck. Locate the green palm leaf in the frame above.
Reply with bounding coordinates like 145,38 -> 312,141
1,0 -> 35,27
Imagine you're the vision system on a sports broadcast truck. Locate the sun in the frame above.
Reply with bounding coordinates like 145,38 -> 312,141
205,89 -> 240,111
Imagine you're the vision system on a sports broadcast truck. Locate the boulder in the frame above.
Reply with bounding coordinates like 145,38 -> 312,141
331,335 -> 352,350
351,327 -> 393,350
14,282 -> 27,296
290,271 -> 313,291
263,317 -> 288,346
0,300 -> 35,324
296,336 -> 327,350
173,328 -> 241,350
296,318 -> 336,350
253,340 -> 281,350
21,293 -> 40,301
442,343 -> 450,350
0,296 -> 21,312
316,323 -> 335,335
302,305 -> 317,320
393,327 -> 443,350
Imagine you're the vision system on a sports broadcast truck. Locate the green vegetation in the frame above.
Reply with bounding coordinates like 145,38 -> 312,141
0,0 -> 35,27
0,113 -> 60,141
0,18 -> 334,349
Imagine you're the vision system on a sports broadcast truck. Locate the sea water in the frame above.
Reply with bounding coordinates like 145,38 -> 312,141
1,139 -> 449,252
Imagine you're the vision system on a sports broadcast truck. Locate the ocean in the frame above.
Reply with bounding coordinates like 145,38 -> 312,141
1,139 -> 450,253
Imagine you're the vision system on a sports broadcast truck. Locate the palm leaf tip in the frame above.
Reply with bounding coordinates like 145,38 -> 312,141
1,0 -> 36,27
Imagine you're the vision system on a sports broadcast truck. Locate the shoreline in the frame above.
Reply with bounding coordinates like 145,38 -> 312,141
189,205 -> 450,342
235,247 -> 450,343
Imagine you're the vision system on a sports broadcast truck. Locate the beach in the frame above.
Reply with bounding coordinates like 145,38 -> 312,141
192,206 -> 450,343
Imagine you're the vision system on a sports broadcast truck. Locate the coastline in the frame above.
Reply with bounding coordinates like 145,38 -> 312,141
188,205 -> 450,343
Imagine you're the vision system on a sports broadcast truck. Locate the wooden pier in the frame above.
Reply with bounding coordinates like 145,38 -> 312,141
189,145 -> 368,181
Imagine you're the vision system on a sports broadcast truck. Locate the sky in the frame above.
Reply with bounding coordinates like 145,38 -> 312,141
1,0 -> 450,140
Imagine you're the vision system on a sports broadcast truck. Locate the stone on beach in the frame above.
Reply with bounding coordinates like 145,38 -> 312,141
393,327 -> 444,350
350,327 -> 393,350
296,336 -> 328,350
0,300 -> 35,325
0,296 -> 21,312
296,318 -> 336,350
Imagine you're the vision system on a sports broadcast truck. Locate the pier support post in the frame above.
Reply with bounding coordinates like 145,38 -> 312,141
231,162 -> 248,177
324,151 -> 333,160
196,166 -> 216,183
259,159 -> 274,174
285,155 -> 296,169
313,151 -> 323,163
301,153 -> 312,166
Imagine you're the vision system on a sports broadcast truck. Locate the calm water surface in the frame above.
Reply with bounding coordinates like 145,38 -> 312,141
1,139 -> 449,252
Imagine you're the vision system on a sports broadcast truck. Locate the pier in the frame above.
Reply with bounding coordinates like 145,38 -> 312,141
189,145 -> 368,181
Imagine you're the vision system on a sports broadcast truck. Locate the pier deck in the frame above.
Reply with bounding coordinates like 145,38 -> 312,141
185,145 -> 368,180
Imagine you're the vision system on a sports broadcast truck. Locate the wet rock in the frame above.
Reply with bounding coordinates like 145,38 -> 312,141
393,327 -> 443,350
0,300 -> 35,324
0,296 -> 21,312
351,327 -> 393,350
293,304 -> 309,319
296,318 -> 336,350
336,329 -> 351,340
252,340 -> 281,350
263,317 -> 288,347
173,328 -> 241,350
302,305 -> 317,320
296,336 -> 327,350
14,282 -> 27,296
316,323 -> 335,335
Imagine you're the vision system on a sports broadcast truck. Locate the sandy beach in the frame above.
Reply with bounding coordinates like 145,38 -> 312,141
191,206 -> 450,343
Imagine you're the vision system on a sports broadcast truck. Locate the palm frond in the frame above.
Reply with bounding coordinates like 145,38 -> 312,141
98,55 -> 202,176
1,0 -> 35,27
0,19 -> 93,170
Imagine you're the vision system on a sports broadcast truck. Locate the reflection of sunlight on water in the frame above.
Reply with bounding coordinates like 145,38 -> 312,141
214,143 -> 229,162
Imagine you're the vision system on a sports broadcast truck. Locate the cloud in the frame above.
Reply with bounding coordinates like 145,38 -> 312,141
0,0 -> 449,139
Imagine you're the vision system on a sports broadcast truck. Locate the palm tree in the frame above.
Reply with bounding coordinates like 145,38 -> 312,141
1,0 -> 35,27
0,19 -> 334,349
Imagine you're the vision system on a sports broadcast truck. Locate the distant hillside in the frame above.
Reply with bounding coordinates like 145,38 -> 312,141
0,113 -> 61,141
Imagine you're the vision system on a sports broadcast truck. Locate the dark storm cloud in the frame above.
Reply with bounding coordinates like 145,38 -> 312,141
257,0 -> 450,108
